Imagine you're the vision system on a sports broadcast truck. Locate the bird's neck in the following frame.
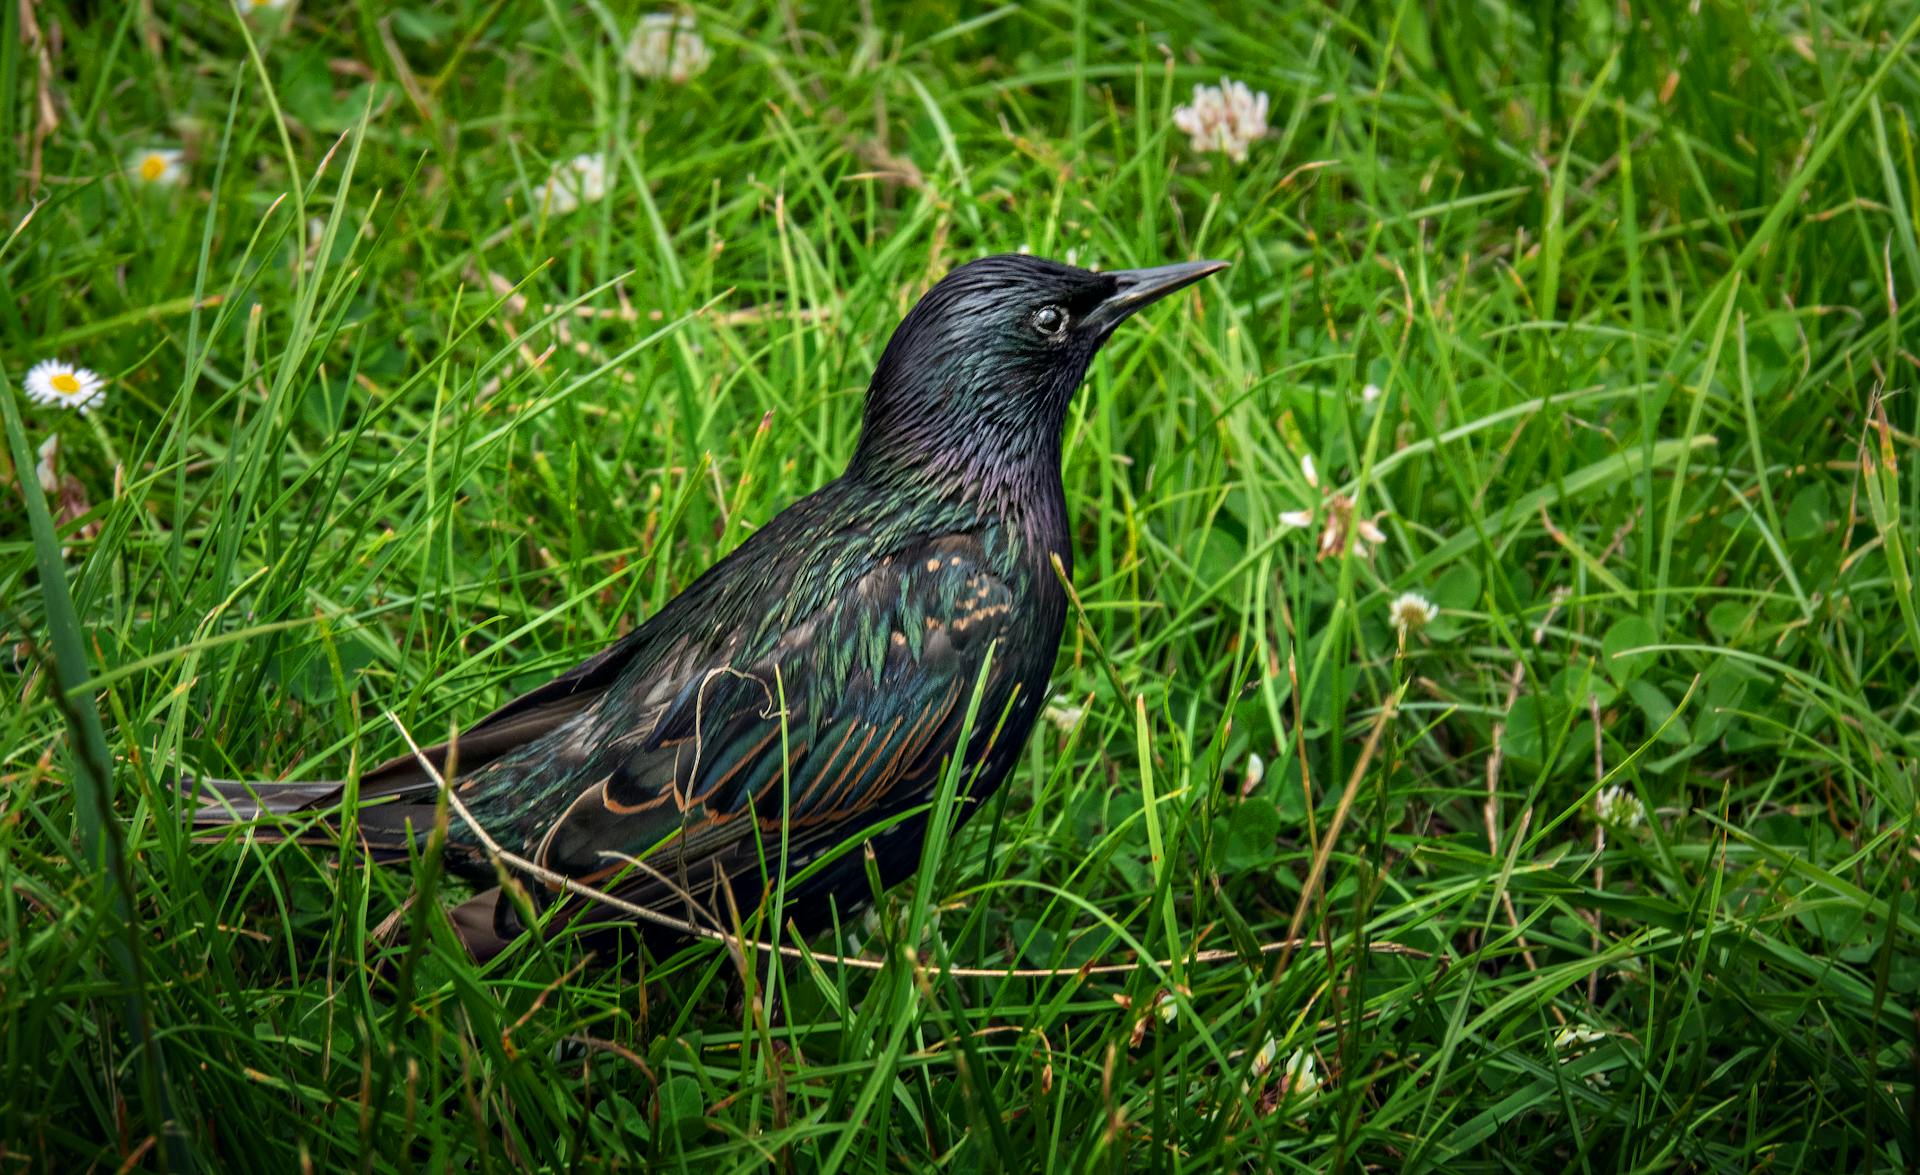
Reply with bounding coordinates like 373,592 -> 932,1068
846,440 -> 1071,573
846,363 -> 1084,572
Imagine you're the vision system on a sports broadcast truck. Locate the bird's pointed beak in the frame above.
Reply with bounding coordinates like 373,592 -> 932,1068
1086,259 -> 1230,333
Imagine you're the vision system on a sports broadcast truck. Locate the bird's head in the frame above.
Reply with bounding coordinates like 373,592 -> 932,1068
849,253 -> 1227,489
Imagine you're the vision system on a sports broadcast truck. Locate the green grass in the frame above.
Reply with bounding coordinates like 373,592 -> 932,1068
3,0 -> 1918,1169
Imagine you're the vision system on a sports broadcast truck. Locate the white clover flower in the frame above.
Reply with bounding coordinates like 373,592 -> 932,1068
624,12 -> 713,84
1594,785 -> 1645,829
1242,751 -> 1265,794
1278,452 -> 1392,558
1389,591 -> 1439,636
1154,990 -> 1178,1024
1361,383 -> 1383,405
1552,1024 -> 1608,1052
1551,1023 -> 1613,1088
1278,456 -> 1320,528
1250,1034 -> 1280,1078
127,148 -> 185,187
1172,78 -> 1270,163
1044,699 -> 1085,732
24,360 -> 106,415
1351,512 -> 1388,553
1321,494 -> 1386,560
1281,1049 -> 1320,1097
34,435 -> 60,495
32,433 -> 96,556
533,153 -> 610,215
1243,1039 -> 1322,1116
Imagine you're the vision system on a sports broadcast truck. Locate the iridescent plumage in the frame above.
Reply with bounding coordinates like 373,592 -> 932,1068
193,254 -> 1226,960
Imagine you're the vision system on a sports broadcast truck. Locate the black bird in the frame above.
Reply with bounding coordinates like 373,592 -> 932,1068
194,254 -> 1227,961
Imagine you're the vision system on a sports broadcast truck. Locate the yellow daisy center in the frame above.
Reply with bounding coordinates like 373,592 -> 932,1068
138,154 -> 168,181
50,372 -> 81,395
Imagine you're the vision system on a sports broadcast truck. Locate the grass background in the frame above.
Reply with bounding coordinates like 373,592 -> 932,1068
3,0 -> 1918,1169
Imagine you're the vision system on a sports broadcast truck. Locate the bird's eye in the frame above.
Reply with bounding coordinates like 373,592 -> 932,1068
1031,305 -> 1069,337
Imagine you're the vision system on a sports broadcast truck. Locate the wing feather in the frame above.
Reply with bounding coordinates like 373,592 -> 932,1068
503,534 -> 1024,935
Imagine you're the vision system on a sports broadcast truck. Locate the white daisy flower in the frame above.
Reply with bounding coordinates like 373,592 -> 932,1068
533,153 -> 610,215
624,12 -> 713,84
1172,78 -> 1270,163
1593,785 -> 1645,829
1389,591 -> 1439,636
127,147 -> 185,187
23,360 -> 106,415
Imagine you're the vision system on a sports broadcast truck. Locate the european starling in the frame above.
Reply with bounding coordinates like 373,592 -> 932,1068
193,254 -> 1227,961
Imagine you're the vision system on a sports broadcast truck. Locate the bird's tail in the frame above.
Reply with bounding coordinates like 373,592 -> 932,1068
189,779 -> 674,966
190,776 -> 347,823
186,775 -> 521,964
184,775 -> 438,865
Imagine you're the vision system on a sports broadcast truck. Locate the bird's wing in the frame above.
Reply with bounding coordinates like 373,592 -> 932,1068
350,603 -> 689,797
514,533 -> 1027,927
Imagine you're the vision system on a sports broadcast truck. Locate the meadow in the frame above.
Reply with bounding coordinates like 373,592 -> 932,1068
2,0 -> 1917,1169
